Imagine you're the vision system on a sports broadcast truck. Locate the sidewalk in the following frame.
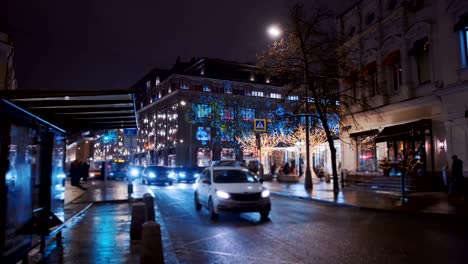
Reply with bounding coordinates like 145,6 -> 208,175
37,177 -> 464,263
263,177 -> 462,215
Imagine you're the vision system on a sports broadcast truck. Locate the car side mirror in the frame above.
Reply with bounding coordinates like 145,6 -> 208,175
202,179 -> 210,184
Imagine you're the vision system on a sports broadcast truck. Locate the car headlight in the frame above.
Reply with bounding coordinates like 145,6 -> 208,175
90,172 -> 95,177
261,189 -> 270,198
194,173 -> 200,178
216,190 -> 230,199
179,172 -> 186,178
168,172 -> 176,179
130,168 -> 139,177
149,172 -> 156,178
109,172 -> 114,176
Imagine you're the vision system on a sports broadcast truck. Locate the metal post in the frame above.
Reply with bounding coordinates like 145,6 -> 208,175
401,169 -> 407,197
304,85 -> 313,189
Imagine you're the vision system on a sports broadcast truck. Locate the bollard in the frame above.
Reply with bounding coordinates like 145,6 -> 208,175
130,202 -> 146,240
143,193 -> 155,221
128,182 -> 134,197
341,171 -> 345,188
141,221 -> 164,264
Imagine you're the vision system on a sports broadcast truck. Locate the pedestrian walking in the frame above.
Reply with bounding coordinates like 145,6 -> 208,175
70,160 -> 81,186
100,161 -> 106,180
82,161 -> 90,182
282,162 -> 291,175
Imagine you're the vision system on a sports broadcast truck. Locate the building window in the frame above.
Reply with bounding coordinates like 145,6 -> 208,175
252,91 -> 264,97
224,83 -> 232,94
241,108 -> 255,121
155,76 -> 160,85
222,107 -> 234,120
366,13 -> 375,25
146,80 -> 151,88
387,0 -> 397,10
356,133 -> 377,171
203,85 -> 211,92
195,104 -> 212,118
411,37 -> 430,84
461,26 -> 468,67
362,61 -> 377,97
349,26 -> 356,37
392,63 -> 403,92
233,89 -> 245,95
212,86 -> 224,93
191,84 -> 203,91
382,50 -> 402,93
287,95 -> 299,101
270,93 -> 282,99
221,130 -> 234,142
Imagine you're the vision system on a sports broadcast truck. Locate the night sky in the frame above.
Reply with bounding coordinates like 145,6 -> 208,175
4,0 -> 345,90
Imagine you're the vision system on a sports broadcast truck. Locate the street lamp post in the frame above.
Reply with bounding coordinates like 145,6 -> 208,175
304,88 -> 313,189
267,24 -> 313,189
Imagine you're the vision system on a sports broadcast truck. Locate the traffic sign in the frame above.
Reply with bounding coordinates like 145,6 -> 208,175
254,119 -> 266,132
124,128 -> 137,136
107,130 -> 118,140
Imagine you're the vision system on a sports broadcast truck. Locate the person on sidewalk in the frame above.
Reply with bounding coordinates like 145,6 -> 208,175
282,162 -> 291,175
81,161 -> 90,182
449,155 -> 464,195
70,160 -> 81,186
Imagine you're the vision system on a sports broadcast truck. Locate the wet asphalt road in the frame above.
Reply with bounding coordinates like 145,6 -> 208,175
151,183 -> 468,264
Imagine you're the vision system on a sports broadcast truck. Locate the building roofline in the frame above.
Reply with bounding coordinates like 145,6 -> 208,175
337,0 -> 363,19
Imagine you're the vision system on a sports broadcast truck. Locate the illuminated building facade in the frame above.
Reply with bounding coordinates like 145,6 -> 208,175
338,0 -> 468,183
132,58 -> 299,168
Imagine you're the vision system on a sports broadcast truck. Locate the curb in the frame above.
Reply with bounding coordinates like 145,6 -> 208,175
270,191 -> 461,218
70,197 -> 144,205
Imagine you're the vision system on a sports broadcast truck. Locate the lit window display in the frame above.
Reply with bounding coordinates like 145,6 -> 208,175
356,133 -> 377,171
197,148 -> 212,167
221,148 -> 235,160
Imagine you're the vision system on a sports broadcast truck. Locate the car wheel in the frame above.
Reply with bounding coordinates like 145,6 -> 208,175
260,211 -> 270,221
169,181 -> 173,186
194,192 -> 202,211
209,198 -> 219,220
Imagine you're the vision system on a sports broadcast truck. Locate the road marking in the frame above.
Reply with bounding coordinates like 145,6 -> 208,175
187,248 -> 298,263
182,232 -> 228,246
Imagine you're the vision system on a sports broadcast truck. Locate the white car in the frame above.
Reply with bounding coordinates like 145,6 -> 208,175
194,166 -> 271,221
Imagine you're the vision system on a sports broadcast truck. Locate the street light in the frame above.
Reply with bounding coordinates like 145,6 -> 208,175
267,25 -> 282,39
267,24 -> 313,189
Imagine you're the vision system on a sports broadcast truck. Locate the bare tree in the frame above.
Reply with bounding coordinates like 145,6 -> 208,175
258,2 -> 367,191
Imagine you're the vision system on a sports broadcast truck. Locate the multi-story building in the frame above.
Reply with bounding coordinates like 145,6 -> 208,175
338,0 -> 468,186
0,31 -> 17,90
132,57 -> 307,171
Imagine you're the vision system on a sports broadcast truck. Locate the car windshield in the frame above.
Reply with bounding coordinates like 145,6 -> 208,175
146,167 -> 166,172
213,169 -> 258,183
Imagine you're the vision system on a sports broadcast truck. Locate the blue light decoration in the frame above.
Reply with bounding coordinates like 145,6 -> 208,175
196,126 -> 211,145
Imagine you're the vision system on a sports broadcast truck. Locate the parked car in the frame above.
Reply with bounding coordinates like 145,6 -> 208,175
194,166 -> 271,221
141,166 -> 174,185
168,166 -> 199,183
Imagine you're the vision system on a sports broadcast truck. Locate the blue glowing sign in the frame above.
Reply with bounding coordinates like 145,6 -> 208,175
196,127 -> 211,145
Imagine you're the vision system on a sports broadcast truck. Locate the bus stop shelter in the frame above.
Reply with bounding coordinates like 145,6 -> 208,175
0,90 -> 137,263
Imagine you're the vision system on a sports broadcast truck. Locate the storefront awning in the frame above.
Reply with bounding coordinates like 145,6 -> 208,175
375,119 -> 431,143
349,129 -> 379,138
0,90 -> 137,133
